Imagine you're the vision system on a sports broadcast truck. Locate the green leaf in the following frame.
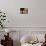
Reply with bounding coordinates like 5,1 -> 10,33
0,15 -> 2,17
1,19 -> 6,21
0,21 -> 1,23
1,25 -> 3,28
4,13 -> 5,15
3,16 -> 6,17
0,12 -> 2,13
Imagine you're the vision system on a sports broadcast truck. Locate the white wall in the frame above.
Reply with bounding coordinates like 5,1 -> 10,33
0,0 -> 46,27
0,1 -> 46,46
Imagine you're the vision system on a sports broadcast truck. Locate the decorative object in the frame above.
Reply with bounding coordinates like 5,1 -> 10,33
1,31 -> 13,46
0,10 -> 6,28
5,29 -> 10,33
41,34 -> 46,46
5,29 -> 10,36
20,8 -> 28,14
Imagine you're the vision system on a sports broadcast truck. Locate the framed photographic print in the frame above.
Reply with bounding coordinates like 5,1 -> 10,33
20,8 -> 28,14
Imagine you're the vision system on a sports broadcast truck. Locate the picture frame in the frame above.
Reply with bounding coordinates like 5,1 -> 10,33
20,8 -> 28,14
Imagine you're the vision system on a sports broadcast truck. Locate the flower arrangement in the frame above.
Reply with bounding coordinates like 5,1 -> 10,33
0,10 -> 6,28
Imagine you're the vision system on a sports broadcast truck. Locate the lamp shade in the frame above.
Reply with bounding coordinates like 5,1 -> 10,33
5,29 -> 10,33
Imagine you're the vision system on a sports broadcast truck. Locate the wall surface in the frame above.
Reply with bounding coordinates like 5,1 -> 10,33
0,0 -> 46,27
0,0 -> 46,46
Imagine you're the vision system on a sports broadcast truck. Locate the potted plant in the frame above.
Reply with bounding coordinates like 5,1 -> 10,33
0,10 -> 6,28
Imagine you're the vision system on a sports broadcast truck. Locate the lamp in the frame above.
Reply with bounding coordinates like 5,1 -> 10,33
5,29 -> 9,33
5,29 -> 10,37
